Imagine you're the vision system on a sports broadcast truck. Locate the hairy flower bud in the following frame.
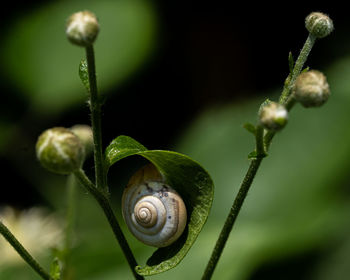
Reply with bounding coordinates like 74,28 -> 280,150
305,12 -> 334,39
70,124 -> 93,156
66,11 -> 99,47
294,70 -> 330,107
259,102 -> 288,131
36,127 -> 85,174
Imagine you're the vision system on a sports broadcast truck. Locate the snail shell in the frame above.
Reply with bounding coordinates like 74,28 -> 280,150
122,164 -> 187,247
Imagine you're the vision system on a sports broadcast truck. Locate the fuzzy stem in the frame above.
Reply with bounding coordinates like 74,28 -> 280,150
279,34 -> 316,104
73,169 -> 144,280
84,43 -> 141,279
85,45 -> 106,192
0,221 -> 51,280
255,125 -> 266,157
202,158 -> 263,280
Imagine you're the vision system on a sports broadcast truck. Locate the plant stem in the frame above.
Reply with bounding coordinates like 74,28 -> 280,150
201,158 -> 263,280
255,125 -> 266,157
85,45 -> 106,192
0,221 -> 51,280
202,33 -> 316,280
73,169 -> 144,280
84,45 -> 142,279
203,95 -> 297,280
279,34 -> 316,104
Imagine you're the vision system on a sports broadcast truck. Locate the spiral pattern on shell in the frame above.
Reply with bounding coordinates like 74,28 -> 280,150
122,165 -> 187,248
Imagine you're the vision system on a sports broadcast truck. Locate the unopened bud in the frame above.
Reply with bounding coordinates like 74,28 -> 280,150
259,102 -> 288,131
36,127 -> 85,174
70,124 -> 93,156
66,11 -> 99,47
294,70 -> 330,107
305,12 -> 334,39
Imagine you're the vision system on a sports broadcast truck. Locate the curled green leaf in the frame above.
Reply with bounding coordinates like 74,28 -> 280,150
105,135 -> 214,276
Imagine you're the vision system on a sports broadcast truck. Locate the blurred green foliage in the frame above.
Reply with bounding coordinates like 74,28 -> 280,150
0,0 -> 156,115
1,1 -> 350,280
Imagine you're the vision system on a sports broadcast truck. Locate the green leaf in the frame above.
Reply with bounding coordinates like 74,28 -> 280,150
49,258 -> 61,280
79,59 -> 90,92
0,0 -> 156,114
105,135 -> 147,166
105,135 -> 214,276
301,66 -> 310,73
243,122 -> 257,136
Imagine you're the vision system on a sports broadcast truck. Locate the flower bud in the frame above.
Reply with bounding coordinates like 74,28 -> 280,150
305,12 -> 333,39
70,124 -> 93,156
66,11 -> 99,47
294,70 -> 330,107
259,102 -> 288,131
36,127 -> 85,174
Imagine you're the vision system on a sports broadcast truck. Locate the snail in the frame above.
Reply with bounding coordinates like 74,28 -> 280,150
122,164 -> 187,247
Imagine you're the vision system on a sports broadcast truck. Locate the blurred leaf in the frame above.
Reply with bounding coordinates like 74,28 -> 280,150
49,258 -> 61,280
311,231 -> 350,280
0,0 -> 156,114
105,135 -> 214,276
0,265 -> 46,280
